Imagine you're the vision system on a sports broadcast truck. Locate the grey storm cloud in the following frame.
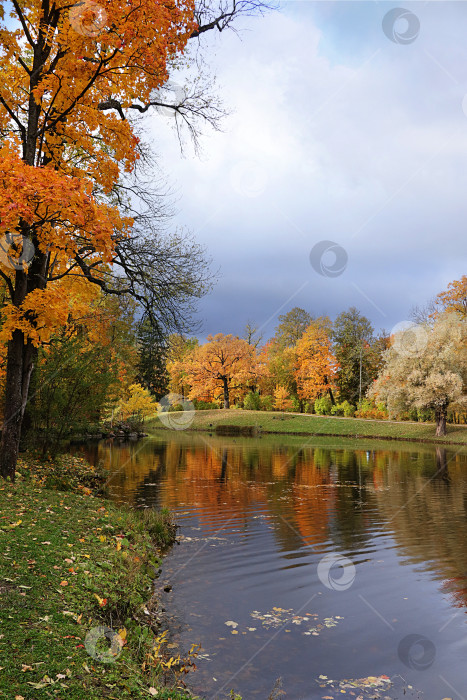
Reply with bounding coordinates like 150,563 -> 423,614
149,3 -> 467,340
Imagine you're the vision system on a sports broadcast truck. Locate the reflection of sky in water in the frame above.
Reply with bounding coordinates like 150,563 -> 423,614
74,435 -> 467,699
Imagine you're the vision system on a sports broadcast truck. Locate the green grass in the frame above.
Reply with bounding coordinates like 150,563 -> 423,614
0,454 -> 198,700
148,409 -> 467,446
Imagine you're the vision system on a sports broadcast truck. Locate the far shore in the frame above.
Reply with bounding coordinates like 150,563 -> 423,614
147,409 -> 467,447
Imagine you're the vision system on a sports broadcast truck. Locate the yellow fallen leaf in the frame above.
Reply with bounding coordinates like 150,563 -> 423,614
9,520 -> 22,528
231,630 -> 238,635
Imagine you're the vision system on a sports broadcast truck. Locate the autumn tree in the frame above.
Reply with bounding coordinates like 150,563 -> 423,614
167,334 -> 199,397
0,0 -> 267,479
332,307 -> 387,404
274,385 -> 293,412
411,275 -> 467,324
274,307 -> 312,350
434,275 -> 467,318
243,321 -> 263,348
117,383 -> 156,426
257,339 -> 296,396
187,334 -> 258,408
294,319 -> 339,405
369,313 -> 467,436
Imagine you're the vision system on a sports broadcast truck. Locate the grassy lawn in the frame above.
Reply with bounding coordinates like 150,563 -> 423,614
148,409 -> 467,446
0,455 -> 198,700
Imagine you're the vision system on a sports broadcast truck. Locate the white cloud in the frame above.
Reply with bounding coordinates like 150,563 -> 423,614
148,4 -> 467,337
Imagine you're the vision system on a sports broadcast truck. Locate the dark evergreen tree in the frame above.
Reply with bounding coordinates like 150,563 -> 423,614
136,317 -> 169,400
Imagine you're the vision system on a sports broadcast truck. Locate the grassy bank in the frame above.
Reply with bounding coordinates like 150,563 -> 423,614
0,454 -> 198,700
148,409 -> 467,446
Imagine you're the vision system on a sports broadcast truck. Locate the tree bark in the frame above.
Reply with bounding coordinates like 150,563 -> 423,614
435,406 -> 447,436
1,249 -> 46,480
0,331 -> 35,479
222,377 -> 230,409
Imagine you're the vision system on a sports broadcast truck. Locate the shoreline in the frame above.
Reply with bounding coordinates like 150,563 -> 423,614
0,454 -> 199,700
147,410 -> 467,448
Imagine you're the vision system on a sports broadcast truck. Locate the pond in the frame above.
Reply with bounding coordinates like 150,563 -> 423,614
74,432 -> 467,700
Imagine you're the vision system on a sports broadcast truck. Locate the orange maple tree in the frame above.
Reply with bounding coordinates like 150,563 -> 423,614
0,0 -> 265,478
294,321 -> 339,404
434,275 -> 467,317
186,334 -> 258,408
273,385 -> 293,411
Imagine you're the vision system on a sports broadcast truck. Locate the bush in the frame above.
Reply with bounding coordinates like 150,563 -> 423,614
243,391 -> 261,411
193,400 -> 219,410
355,398 -> 388,420
304,402 -> 314,414
260,395 -> 274,411
291,396 -> 301,413
343,401 -> 356,417
331,400 -> 355,417
314,396 -> 332,415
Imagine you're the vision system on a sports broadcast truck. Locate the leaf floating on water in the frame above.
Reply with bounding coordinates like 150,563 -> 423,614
316,674 -> 422,699
224,621 -> 238,628
249,607 -> 343,636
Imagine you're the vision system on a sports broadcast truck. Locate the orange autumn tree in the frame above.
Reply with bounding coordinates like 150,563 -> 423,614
294,320 -> 339,406
0,0 -> 264,479
434,275 -> 467,318
187,334 -> 258,408
273,385 -> 293,411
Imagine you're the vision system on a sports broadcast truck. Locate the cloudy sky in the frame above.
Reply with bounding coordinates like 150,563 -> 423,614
149,2 -> 467,341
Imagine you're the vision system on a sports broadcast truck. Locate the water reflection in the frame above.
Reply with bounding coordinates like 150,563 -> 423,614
74,434 -> 467,699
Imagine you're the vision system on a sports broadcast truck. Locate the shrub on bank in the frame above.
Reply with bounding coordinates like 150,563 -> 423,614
314,396 -> 333,415
331,401 -> 356,417
355,398 -> 388,420
243,391 -> 262,411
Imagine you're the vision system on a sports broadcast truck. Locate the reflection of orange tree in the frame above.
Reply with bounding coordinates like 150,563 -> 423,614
81,437 -> 467,607
94,441 -> 163,503
290,451 -> 335,549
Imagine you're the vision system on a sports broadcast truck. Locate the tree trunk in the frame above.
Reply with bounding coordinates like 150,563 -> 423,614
222,377 -> 230,409
435,406 -> 447,436
0,331 -> 35,480
0,248 -> 46,480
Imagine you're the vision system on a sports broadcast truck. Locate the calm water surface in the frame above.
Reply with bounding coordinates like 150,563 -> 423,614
75,433 -> 467,700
